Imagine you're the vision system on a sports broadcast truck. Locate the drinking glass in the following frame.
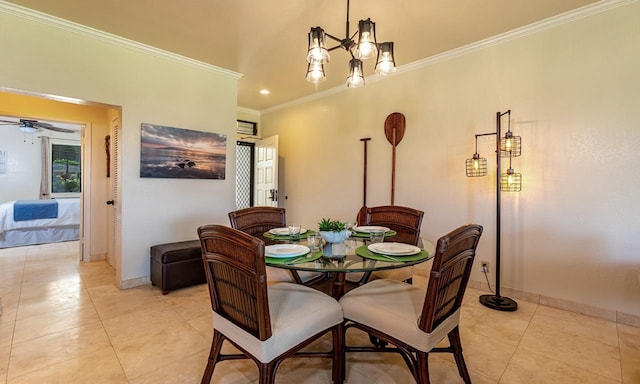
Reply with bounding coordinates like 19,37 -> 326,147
369,229 -> 385,244
288,224 -> 301,241
307,232 -> 322,251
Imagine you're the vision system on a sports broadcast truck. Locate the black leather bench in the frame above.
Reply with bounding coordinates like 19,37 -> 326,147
150,240 -> 205,294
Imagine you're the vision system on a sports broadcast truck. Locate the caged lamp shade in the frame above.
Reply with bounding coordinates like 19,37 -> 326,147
466,153 -> 488,177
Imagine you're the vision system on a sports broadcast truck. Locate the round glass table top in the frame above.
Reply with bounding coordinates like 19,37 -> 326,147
264,238 -> 434,273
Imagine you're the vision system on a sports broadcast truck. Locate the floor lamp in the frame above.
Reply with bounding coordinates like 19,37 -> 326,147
465,110 -> 520,312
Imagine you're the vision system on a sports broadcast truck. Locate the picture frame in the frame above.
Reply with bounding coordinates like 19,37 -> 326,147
140,123 -> 226,179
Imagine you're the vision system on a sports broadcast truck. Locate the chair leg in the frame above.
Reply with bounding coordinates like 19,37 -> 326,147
448,326 -> 471,384
341,324 -> 348,382
415,351 -> 431,384
333,323 -> 344,383
258,362 -> 278,384
201,330 -> 225,384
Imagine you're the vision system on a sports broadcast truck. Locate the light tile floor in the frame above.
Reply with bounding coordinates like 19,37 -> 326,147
0,241 -> 638,383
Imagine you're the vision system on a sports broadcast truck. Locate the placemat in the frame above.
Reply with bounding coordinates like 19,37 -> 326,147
350,230 -> 397,238
355,245 -> 429,262
265,251 -> 322,265
263,230 -> 316,240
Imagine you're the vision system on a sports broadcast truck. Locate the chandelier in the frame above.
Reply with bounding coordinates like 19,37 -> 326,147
305,0 -> 396,88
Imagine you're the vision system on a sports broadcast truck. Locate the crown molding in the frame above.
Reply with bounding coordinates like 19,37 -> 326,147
263,0 -> 636,114
0,1 -> 242,80
399,0 -> 636,74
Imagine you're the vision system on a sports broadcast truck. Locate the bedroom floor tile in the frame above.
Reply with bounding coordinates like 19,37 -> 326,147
0,241 -> 636,383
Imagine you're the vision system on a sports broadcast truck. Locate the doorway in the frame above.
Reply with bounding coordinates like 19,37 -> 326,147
0,89 -> 121,270
235,140 -> 255,209
234,135 -> 279,209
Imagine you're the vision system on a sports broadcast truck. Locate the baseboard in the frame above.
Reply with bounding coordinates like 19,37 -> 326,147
468,279 -> 640,328
118,275 -> 150,289
83,252 -> 106,262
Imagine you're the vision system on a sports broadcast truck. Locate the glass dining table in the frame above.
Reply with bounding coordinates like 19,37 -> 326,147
262,230 -> 435,299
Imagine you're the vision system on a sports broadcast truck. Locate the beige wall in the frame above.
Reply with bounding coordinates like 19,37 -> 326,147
0,5 -> 240,284
261,2 -> 640,319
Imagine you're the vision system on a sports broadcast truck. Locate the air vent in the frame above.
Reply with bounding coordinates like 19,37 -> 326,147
237,120 -> 257,136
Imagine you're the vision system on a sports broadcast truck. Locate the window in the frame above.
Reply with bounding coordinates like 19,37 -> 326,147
51,140 -> 81,197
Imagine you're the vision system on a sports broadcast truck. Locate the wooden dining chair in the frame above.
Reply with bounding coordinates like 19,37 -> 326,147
228,206 -> 286,238
198,225 -> 344,384
348,205 -> 425,284
228,206 -> 323,285
339,224 -> 483,384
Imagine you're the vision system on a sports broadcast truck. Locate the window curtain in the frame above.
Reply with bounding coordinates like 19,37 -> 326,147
40,136 -> 51,199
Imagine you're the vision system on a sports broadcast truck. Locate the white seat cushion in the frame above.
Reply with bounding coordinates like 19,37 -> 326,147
214,282 -> 343,363
266,267 -> 323,285
266,266 -> 295,283
345,267 -> 413,283
339,279 -> 460,352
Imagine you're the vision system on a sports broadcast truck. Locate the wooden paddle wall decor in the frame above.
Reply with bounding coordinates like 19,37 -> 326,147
384,112 -> 406,205
357,137 -> 371,224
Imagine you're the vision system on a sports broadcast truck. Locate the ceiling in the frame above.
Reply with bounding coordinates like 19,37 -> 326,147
6,0 -> 599,111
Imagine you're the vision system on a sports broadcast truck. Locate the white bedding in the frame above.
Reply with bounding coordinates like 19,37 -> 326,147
0,198 -> 80,248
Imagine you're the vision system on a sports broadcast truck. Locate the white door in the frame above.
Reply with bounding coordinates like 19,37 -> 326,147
255,135 -> 278,207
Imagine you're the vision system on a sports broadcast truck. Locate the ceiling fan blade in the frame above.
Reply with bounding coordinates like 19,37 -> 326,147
31,121 -> 75,134
0,119 -> 20,126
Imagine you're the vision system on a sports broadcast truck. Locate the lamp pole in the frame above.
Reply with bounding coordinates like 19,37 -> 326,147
479,110 -> 518,311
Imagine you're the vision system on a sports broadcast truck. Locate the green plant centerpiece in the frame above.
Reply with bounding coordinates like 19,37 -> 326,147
318,218 -> 350,243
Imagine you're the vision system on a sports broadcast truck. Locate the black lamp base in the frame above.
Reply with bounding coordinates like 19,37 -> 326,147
479,294 -> 518,311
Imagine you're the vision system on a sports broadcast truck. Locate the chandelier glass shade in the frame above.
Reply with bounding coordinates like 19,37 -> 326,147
306,27 -> 330,64
305,0 -> 395,87
346,58 -> 365,88
305,61 -> 326,83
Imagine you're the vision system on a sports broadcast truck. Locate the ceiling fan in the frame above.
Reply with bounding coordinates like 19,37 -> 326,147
0,118 -> 75,134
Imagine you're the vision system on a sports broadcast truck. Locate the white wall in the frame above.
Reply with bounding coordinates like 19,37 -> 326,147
0,127 -> 81,203
261,2 -> 640,319
0,4 -> 240,284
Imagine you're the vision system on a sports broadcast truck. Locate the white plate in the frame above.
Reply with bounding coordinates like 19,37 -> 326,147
368,242 -> 421,256
265,244 -> 310,258
353,225 -> 391,233
268,227 -> 308,235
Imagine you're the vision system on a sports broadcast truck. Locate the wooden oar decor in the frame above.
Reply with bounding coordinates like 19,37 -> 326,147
357,137 -> 371,225
384,112 -> 406,205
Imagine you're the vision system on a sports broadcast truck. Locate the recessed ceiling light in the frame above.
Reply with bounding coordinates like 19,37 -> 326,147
259,89 -> 270,95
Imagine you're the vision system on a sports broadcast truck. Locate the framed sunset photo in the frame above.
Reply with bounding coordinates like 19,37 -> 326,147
140,123 -> 226,179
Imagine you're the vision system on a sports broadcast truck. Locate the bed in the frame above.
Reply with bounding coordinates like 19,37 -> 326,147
0,198 -> 80,248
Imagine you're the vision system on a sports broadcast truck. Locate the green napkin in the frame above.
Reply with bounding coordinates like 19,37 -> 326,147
350,230 -> 397,238
263,230 -> 315,240
265,251 -> 323,265
355,245 -> 428,262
